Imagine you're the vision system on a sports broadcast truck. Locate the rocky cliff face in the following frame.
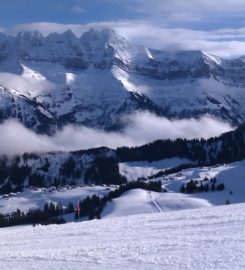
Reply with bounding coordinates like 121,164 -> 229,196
0,28 -> 244,133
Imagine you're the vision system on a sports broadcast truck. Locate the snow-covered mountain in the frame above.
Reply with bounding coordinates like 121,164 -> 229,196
1,28 -> 245,133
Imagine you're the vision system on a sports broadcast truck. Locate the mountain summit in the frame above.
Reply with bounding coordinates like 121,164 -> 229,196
0,28 -> 244,133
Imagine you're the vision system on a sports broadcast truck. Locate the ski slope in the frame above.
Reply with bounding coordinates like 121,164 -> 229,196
101,189 -> 212,219
1,203 -> 245,270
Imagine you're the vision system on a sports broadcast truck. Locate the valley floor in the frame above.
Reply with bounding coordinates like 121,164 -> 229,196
1,203 -> 245,270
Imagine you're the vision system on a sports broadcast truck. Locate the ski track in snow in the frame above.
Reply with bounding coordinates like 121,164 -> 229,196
148,190 -> 163,213
1,203 -> 245,269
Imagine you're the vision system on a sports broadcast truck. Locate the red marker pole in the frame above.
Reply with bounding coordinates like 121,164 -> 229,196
77,201 -> 80,219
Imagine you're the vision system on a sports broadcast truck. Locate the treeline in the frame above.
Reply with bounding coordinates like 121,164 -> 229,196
180,178 -> 225,193
0,154 -> 125,194
84,157 -> 126,185
117,124 -> 245,165
148,163 -> 201,180
0,201 -> 74,228
75,181 -> 162,220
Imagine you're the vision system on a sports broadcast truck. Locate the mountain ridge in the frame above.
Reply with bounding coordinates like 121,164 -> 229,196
0,28 -> 245,133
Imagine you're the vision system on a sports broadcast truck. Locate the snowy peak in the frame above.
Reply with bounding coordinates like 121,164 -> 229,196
201,51 -> 222,65
173,50 -> 222,68
16,29 -> 80,47
134,49 -> 223,80
81,28 -> 117,43
16,30 -> 44,47
80,28 -> 115,67
80,28 -> 127,48
45,30 -> 81,49
80,28 -> 134,67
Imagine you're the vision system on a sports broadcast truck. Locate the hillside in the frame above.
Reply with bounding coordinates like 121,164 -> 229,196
1,123 -> 245,193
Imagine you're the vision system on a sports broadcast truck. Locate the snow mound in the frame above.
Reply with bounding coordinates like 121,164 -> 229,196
102,189 -> 158,218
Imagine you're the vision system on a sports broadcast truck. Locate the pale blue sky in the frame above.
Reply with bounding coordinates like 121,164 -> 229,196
0,1 -> 142,27
0,0 -> 245,29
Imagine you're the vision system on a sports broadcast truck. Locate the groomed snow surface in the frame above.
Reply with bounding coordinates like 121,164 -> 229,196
1,203 -> 245,270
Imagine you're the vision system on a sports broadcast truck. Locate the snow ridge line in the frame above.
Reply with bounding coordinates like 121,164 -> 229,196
148,191 -> 163,213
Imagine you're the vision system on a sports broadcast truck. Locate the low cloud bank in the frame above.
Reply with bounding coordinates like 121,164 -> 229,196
0,113 -> 233,155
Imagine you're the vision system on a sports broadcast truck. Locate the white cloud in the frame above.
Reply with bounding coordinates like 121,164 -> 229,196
0,114 -> 233,156
71,5 -> 85,14
0,120 -> 56,156
122,113 -> 233,143
0,72 -> 55,95
4,21 -> 245,57
113,22 -> 245,58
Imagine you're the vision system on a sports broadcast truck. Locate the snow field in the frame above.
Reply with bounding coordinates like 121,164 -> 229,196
1,203 -> 245,269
